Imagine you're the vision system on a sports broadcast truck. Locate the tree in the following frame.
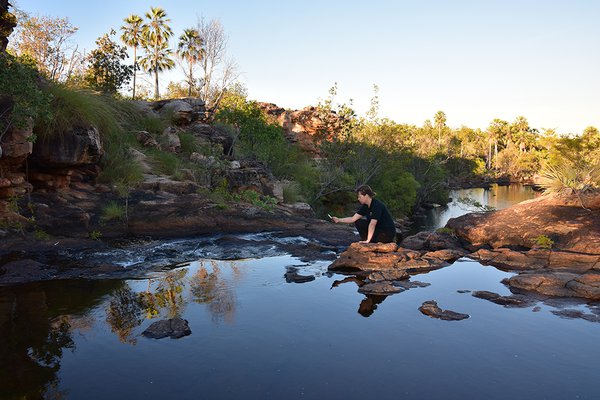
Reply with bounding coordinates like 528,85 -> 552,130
177,28 -> 204,97
196,17 -> 238,110
120,14 -> 144,99
139,7 -> 174,100
434,110 -> 446,146
8,12 -> 82,82
83,30 -> 133,94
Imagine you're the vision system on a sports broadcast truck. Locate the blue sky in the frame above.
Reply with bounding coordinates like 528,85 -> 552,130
11,0 -> 600,134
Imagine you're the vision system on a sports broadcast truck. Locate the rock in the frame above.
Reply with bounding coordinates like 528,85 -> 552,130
135,131 -> 160,148
505,272 -> 600,300
30,124 -> 103,167
284,267 -> 315,283
367,270 -> 409,281
159,99 -> 194,125
358,281 -> 403,295
418,300 -> 469,321
471,290 -> 537,307
400,231 -> 464,251
446,192 -> 600,255
191,123 -> 233,155
162,126 -> 181,152
142,317 -> 192,339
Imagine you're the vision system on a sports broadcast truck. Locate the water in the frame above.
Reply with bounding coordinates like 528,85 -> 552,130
411,183 -> 541,233
2,184 -> 599,399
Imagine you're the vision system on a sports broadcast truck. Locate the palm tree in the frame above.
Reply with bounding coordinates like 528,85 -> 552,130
140,7 -> 174,100
177,28 -> 204,97
120,14 -> 144,99
434,110 -> 446,146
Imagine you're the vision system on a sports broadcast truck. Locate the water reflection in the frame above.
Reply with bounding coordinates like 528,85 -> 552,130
190,261 -> 238,324
0,280 -> 121,399
331,276 -> 389,317
411,183 -> 540,233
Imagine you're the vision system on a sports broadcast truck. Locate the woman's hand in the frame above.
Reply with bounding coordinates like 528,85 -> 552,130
331,216 -> 339,223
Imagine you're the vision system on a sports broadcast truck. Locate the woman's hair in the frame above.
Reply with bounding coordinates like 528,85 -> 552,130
356,185 -> 375,197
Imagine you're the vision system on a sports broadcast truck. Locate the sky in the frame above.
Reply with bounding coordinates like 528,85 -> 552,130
10,0 -> 600,135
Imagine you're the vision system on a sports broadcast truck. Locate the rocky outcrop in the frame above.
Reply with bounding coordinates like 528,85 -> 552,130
446,192 -> 600,255
258,102 -> 346,155
445,191 -> 600,300
328,241 -> 467,296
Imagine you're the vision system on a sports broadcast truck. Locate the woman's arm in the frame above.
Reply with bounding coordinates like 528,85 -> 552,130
361,219 -> 378,243
332,213 -> 362,224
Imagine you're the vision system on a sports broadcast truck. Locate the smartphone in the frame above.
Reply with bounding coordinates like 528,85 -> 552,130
327,214 -> 333,220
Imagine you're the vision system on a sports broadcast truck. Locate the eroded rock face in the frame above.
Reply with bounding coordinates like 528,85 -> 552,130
258,102 -> 346,155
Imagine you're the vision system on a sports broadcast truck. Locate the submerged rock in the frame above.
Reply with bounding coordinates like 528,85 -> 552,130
142,317 -> 192,339
418,300 -> 469,321
472,290 -> 537,308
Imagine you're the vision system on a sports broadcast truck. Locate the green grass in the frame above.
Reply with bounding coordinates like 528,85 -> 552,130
538,163 -> 600,194
101,201 -> 126,222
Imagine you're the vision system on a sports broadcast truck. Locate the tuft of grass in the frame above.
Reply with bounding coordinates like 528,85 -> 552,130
147,149 -> 182,178
282,181 -> 303,203
178,131 -> 201,155
101,201 -> 126,222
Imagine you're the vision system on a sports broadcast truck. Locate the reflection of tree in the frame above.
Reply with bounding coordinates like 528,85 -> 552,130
140,269 -> 188,319
106,286 -> 144,344
0,280 -> 119,399
190,261 -> 237,324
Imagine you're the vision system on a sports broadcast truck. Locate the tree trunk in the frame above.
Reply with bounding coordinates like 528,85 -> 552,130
154,68 -> 159,100
132,46 -> 137,100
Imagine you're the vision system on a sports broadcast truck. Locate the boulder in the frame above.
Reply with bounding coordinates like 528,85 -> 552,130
142,317 -> 191,339
446,192 -> 600,255
30,125 -> 103,167
160,100 -> 194,125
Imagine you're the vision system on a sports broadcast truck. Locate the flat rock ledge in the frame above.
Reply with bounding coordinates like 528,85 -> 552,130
418,300 -> 469,321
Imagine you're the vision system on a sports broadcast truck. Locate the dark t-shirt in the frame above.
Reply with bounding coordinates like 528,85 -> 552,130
356,198 -> 396,233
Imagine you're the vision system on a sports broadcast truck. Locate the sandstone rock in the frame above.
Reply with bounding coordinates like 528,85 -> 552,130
135,131 -> 160,148
139,175 -> 199,195
162,126 -> 181,152
367,270 -> 409,281
505,271 -> 600,300
160,100 -> 193,125
30,125 -> 103,167
191,123 -> 233,155
358,281 -> 403,295
142,317 -> 191,339
418,300 -> 469,321
447,192 -> 600,255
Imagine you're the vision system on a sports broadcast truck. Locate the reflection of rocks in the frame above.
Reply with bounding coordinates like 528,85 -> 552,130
418,300 -> 469,321
284,267 -> 315,283
142,317 -> 191,339
472,290 -> 537,308
551,309 -> 600,323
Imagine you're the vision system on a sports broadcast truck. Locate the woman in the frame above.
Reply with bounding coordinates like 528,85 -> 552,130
331,185 -> 396,243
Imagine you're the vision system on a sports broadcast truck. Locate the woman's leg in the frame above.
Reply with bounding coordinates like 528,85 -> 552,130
354,219 -> 368,241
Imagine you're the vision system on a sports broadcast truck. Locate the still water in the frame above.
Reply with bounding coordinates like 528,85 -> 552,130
1,185 -> 599,400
